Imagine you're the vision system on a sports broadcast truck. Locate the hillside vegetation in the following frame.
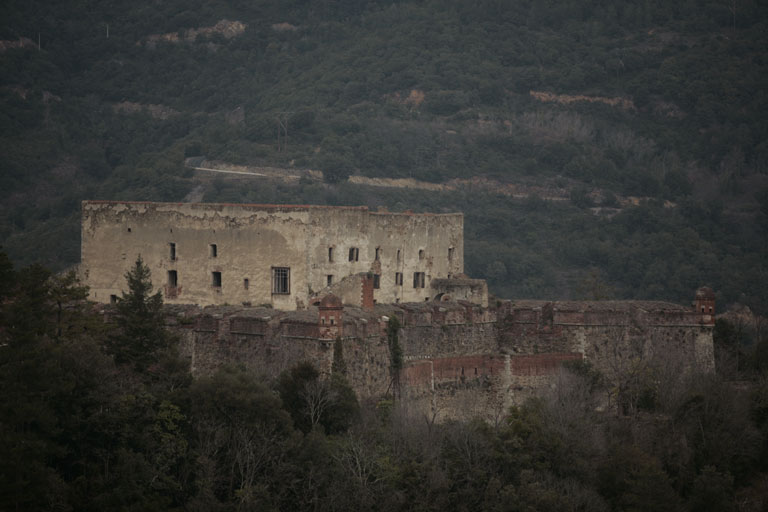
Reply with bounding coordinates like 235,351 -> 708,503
1,0 -> 767,310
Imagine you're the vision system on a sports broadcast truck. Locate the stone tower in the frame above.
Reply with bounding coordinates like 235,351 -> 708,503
318,294 -> 343,339
694,286 -> 716,325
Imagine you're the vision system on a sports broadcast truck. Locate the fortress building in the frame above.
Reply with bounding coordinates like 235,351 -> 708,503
80,201 -> 486,309
80,200 -> 715,420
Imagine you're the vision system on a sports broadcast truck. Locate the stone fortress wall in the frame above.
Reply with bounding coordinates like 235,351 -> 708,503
81,200 -> 716,418
80,201 -> 464,310
167,288 -> 716,420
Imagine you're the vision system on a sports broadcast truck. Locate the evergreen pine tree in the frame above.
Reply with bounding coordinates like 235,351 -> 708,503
107,256 -> 169,371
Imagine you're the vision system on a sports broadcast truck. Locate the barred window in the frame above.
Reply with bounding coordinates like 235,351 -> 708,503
272,267 -> 290,294
395,272 -> 403,285
413,272 -> 425,288
348,247 -> 359,261
373,274 -> 380,289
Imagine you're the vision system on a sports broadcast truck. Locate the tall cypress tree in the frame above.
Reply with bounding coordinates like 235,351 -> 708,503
107,256 -> 169,372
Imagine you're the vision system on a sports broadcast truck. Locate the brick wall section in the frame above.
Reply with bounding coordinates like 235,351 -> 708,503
361,274 -> 375,310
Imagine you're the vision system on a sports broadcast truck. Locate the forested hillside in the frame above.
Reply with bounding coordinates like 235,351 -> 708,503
1,0 -> 767,310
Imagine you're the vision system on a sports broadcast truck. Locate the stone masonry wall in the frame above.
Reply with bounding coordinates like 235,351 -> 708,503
167,297 -> 715,421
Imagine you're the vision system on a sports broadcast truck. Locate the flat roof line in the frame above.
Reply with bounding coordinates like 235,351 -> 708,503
82,200 -> 462,216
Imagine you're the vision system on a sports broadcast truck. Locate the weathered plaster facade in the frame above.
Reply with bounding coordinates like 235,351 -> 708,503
80,201 -> 465,309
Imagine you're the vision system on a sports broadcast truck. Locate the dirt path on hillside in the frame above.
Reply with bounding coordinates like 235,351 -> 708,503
184,158 -> 668,210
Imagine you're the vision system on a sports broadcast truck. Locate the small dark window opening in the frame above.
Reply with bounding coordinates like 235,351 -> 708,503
110,294 -> 117,305
272,267 -> 290,294
395,272 -> 403,286
330,317 -> 335,325
375,247 -> 381,261
397,249 -> 401,262
321,317 -> 326,325
348,247 -> 359,261
448,247 -> 454,261
328,247 -> 334,262
210,244 -> 218,257
373,274 -> 380,289
243,278 -> 249,290
212,271 -> 222,287
127,227 -> 132,233
168,270 -> 177,287
419,249 -> 425,260
327,275 -> 333,286
169,242 -> 176,261
413,272 -> 425,288
709,307 -> 713,313
701,306 -> 705,313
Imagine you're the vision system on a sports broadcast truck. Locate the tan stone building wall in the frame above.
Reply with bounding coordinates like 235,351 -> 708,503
80,201 -> 463,309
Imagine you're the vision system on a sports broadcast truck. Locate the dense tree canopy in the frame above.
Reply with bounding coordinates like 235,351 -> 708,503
0,251 -> 767,509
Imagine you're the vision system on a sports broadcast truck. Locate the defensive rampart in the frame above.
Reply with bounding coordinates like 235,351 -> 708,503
165,291 -> 715,420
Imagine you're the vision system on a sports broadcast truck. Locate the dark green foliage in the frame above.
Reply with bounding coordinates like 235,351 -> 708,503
276,362 -> 359,435
106,256 -> 172,372
183,366 -> 294,508
599,446 -> 681,512
0,252 -> 767,510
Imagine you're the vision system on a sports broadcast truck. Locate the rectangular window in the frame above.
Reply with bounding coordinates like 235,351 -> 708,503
328,247 -> 334,262
169,242 -> 176,261
243,278 -> 249,290
327,275 -> 333,286
348,247 -> 359,261
413,272 -> 425,288
212,271 -> 222,288
395,272 -> 403,286
210,244 -> 218,257
448,247 -> 454,261
168,270 -> 178,287
375,247 -> 381,261
373,274 -> 380,289
272,267 -> 290,294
